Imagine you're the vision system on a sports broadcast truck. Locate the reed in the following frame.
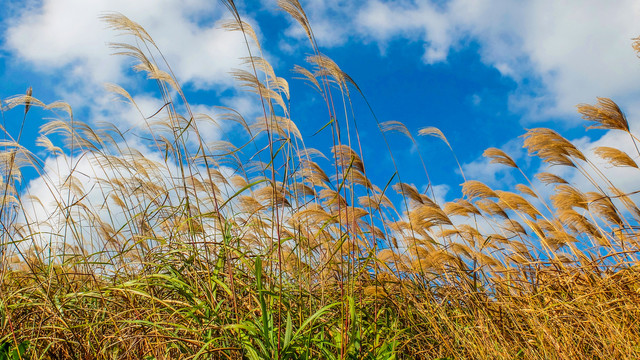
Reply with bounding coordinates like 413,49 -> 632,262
1,1 -> 640,359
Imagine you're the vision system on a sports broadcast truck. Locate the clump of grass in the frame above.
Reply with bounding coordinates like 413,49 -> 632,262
1,1 -> 640,359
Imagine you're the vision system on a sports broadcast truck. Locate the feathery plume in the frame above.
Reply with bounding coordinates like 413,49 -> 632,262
594,146 -> 638,168
483,147 -> 517,168
577,97 -> 629,132
418,126 -> 451,149
522,128 -> 585,167
536,172 -> 569,185
461,180 -> 497,200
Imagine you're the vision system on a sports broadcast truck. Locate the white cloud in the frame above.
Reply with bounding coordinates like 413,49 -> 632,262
16,148 -> 167,253
3,0 -> 252,89
431,183 -> 450,205
286,0 -> 640,121
283,0 -> 640,208
14,139 -> 243,258
566,129 -> 640,197
279,0 -> 358,48
357,0 -> 453,64
2,0 -> 264,169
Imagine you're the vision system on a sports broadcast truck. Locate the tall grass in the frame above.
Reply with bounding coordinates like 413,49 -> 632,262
1,1 -> 640,359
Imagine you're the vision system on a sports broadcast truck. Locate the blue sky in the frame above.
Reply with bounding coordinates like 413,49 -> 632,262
3,0 -> 640,210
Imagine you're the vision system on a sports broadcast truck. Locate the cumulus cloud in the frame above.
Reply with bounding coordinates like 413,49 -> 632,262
282,0 -> 640,121
3,0 -> 252,88
16,146 -> 168,253
0,1 -> 320,258
15,137 -> 242,257
278,0 -> 358,48
2,0 -> 267,148
431,183 -> 450,204
357,0 -> 453,64
0,0 -> 271,177
304,0 -> 640,202
563,127 -> 640,197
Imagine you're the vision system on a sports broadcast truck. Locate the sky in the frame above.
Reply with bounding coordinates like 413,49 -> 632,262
2,0 -> 640,215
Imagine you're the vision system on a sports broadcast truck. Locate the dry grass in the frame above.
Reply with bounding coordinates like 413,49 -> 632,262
1,1 -> 640,359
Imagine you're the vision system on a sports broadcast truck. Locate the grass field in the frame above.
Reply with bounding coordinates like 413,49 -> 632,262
1,1 -> 640,359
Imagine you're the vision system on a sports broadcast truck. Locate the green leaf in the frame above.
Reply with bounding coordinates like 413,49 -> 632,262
292,302 -> 340,341
283,311 -> 293,350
